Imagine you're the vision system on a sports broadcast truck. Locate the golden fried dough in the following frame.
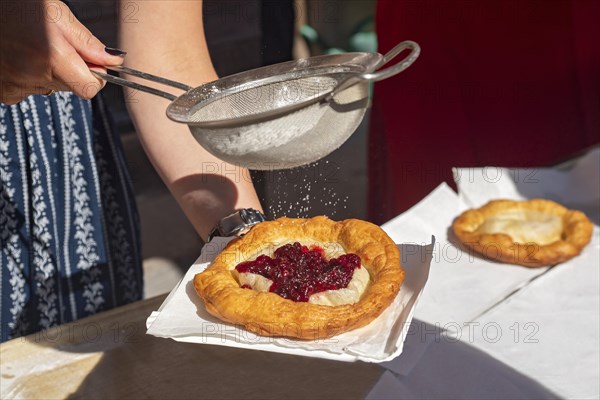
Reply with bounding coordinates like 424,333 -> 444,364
453,199 -> 593,267
194,216 -> 404,339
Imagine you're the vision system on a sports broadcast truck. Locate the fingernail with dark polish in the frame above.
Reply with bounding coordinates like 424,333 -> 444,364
105,47 -> 127,57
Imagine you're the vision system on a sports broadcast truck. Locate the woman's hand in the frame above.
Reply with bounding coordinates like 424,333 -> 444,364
0,0 -> 126,104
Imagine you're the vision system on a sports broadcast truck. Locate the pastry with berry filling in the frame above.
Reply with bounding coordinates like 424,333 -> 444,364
452,199 -> 593,267
194,216 -> 404,339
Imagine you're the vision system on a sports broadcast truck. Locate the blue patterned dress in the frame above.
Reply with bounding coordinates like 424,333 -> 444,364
0,93 -> 143,342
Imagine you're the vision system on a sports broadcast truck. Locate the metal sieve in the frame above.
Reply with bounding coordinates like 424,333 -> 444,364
94,40 -> 420,170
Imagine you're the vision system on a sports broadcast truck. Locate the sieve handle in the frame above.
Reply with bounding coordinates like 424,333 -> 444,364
325,40 -> 420,101
91,65 -> 194,102
361,40 -> 420,82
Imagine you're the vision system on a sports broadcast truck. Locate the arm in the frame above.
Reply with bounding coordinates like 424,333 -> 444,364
118,0 -> 262,241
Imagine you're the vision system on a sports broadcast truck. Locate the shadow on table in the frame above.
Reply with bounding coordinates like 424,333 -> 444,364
63,330 -> 383,399
55,320 -> 557,399
12,302 -> 559,399
368,319 -> 559,400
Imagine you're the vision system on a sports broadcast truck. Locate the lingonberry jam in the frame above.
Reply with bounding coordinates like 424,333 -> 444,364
235,242 -> 361,302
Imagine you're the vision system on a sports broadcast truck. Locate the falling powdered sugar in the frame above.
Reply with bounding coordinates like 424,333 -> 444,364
263,160 -> 350,219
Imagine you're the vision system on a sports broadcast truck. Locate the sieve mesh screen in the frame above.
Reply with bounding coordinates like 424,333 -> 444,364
187,75 -> 340,123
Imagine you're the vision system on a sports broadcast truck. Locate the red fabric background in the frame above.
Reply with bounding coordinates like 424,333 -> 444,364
368,0 -> 600,224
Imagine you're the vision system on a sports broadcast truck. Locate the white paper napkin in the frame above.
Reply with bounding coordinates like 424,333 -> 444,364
448,148 -> 600,398
146,238 -> 433,363
469,227 -> 600,399
370,148 -> 599,398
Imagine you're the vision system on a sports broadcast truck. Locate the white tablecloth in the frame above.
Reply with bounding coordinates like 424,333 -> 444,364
368,149 -> 600,399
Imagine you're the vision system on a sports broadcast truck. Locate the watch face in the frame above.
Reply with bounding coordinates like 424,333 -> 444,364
219,214 -> 244,236
240,209 -> 252,222
211,209 -> 266,240
241,209 -> 266,225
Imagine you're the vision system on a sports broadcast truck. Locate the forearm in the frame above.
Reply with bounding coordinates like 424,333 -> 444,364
119,0 -> 262,240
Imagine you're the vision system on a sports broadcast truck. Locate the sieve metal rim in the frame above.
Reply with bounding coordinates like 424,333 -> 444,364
183,68 -> 364,128
166,52 -> 383,129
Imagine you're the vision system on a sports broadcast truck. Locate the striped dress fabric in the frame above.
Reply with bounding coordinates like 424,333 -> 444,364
0,93 -> 143,342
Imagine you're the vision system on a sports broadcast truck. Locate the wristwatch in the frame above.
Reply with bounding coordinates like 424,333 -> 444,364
207,208 -> 266,242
